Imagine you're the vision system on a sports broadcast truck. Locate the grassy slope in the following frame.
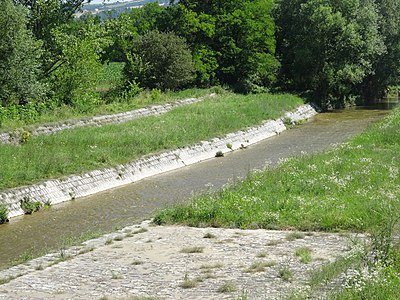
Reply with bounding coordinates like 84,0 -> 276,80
0,93 -> 303,190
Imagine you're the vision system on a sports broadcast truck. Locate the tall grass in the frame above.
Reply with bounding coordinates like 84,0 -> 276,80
0,93 -> 303,190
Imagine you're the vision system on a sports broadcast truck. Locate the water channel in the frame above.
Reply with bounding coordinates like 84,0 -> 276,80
0,100 -> 397,269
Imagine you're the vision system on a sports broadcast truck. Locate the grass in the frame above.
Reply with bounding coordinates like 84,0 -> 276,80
278,266 -> 294,282
295,247 -> 312,264
244,261 -> 276,273
217,281 -> 237,293
180,246 -> 205,253
0,92 -> 302,190
285,232 -> 305,241
153,107 -> 400,232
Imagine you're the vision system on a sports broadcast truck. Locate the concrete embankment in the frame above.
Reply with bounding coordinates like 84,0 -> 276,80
0,104 -> 318,219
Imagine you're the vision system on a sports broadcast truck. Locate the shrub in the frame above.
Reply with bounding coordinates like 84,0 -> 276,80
123,30 -> 195,91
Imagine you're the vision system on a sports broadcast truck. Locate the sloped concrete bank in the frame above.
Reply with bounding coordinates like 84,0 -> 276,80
0,104 -> 318,219
0,94 -> 214,145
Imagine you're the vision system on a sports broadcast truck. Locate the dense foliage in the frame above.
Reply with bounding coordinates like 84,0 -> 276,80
123,30 -> 195,91
0,0 -> 399,119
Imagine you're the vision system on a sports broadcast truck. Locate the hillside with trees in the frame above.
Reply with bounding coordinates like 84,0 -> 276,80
0,0 -> 399,127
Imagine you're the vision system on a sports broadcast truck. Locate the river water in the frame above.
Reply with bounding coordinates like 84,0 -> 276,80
0,102 -> 396,269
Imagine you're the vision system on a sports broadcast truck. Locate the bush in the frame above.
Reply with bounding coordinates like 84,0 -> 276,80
123,30 -> 195,91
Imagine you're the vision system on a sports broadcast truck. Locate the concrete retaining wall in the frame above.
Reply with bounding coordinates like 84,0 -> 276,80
0,95 -> 213,145
0,104 -> 318,219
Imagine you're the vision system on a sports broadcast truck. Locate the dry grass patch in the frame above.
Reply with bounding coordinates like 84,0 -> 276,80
245,261 -> 276,273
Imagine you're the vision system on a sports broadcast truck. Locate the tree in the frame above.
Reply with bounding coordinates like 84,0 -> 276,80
13,0 -> 90,76
164,0 -> 279,92
49,17 -> 110,107
123,30 -> 195,91
103,3 -> 165,62
361,0 -> 400,102
275,0 -> 385,108
0,0 -> 45,106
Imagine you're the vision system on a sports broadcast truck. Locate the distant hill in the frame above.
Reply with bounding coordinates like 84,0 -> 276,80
77,0 -> 169,19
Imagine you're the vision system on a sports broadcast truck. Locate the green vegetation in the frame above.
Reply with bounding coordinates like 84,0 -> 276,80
0,203 -> 8,224
295,247 -> 312,264
20,197 -> 42,214
124,30 -> 195,91
1,0 -> 398,130
0,93 -> 302,190
154,107 -> 400,298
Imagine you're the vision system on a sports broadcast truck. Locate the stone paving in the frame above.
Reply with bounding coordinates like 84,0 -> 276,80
0,220 -> 361,300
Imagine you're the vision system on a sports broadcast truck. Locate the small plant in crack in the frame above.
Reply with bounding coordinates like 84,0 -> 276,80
295,247 -> 312,264
180,246 -> 204,253
278,265 -> 294,282
203,232 -> 216,239
217,281 -> 237,293
285,232 -> 305,241
245,261 -> 276,273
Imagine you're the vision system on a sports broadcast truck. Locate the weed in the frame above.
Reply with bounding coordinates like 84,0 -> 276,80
180,246 -> 204,253
132,260 -> 143,265
20,197 -> 42,214
278,266 -> 294,282
78,247 -> 94,255
111,272 -> 123,280
285,232 -> 305,241
245,261 -> 276,273
0,276 -> 14,285
0,203 -> 9,224
266,239 -> 282,246
295,247 -> 312,264
203,232 -> 216,239
215,150 -> 224,157
35,264 -> 44,271
217,281 -> 237,293
105,238 -> 113,245
11,251 -> 33,266
180,274 -> 199,289
226,143 -> 233,150
133,228 -> 148,234
200,262 -> 223,270
256,251 -> 267,258
20,130 -> 31,143
114,235 -> 124,241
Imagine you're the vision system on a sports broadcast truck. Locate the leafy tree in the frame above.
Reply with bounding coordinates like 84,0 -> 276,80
123,30 -> 195,91
165,0 -> 278,92
103,3 -> 165,62
361,0 -> 400,101
275,0 -> 385,108
0,0 -> 45,106
13,0 -> 90,77
49,17 -> 110,107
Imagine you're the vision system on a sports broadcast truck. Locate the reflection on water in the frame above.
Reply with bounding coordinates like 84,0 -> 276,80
0,104 -> 396,269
